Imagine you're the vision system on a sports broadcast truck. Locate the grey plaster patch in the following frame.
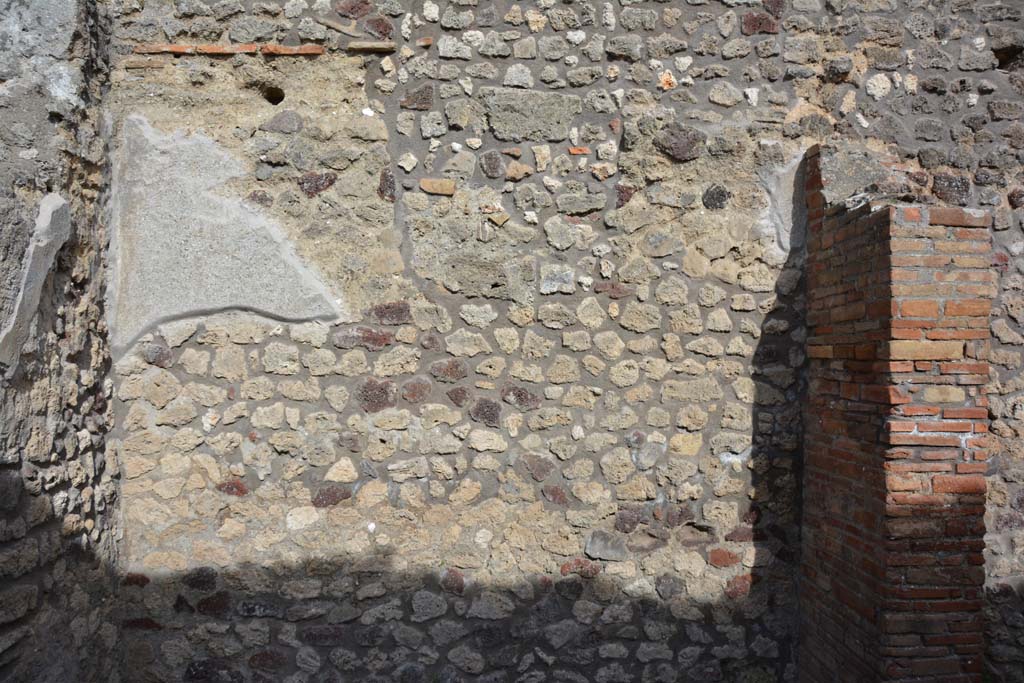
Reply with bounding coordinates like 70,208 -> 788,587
0,0 -> 82,110
0,193 -> 70,367
818,142 -> 890,206
478,87 -> 582,142
106,115 -> 345,353
754,150 -> 806,266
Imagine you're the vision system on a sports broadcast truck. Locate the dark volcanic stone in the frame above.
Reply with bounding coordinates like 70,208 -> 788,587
479,150 -> 506,178
174,595 -> 194,613
401,376 -> 432,403
312,485 -> 352,508
297,172 -> 337,198
594,282 -> 633,299
336,0 -> 372,18
615,183 -> 637,208
236,600 -> 284,619
249,650 -> 289,672
123,573 -> 150,587
653,123 -> 707,163
446,386 -> 472,407
395,663 -> 428,682
400,84 -> 434,110
624,429 -> 645,449
123,617 -> 163,630
371,301 -> 412,325
469,398 -> 502,427
542,484 -> 569,505
559,558 -> 601,579
247,190 -> 273,207
420,332 -> 442,350
524,453 -> 555,481
501,384 -> 541,410
0,470 -> 21,511
555,576 -> 585,599
702,184 -> 731,209
615,509 -> 642,533
1009,188 -> 1024,209
431,359 -> 468,383
823,56 -> 852,81
354,625 -> 386,647
364,15 -> 393,39
932,173 -> 971,205
763,0 -> 784,18
183,567 -> 218,592
141,341 -> 172,367
741,11 -> 779,35
196,591 -> 231,618
215,479 -> 248,496
184,659 -> 243,682
333,326 -> 395,351
302,625 -> 347,647
441,568 -> 465,594
357,378 -> 397,412
655,574 -> 684,599
654,503 -> 694,528
378,167 -> 395,202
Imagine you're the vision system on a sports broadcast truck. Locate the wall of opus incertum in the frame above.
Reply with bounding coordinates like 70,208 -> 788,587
1,0 -> 1022,680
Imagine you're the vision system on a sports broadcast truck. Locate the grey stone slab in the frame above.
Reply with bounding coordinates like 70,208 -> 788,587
478,87 -> 582,142
0,193 -> 70,368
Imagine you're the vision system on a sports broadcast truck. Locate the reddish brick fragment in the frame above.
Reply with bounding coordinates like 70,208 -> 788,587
560,557 -> 601,579
709,548 -> 741,568
261,44 -> 324,56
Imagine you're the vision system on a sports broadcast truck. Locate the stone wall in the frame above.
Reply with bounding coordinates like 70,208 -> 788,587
0,0 -> 1021,680
102,0 -> 1024,680
0,1 -> 120,680
104,35 -> 807,683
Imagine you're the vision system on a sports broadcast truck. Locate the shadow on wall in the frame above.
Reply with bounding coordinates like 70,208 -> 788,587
89,169 -> 808,683
986,578 -> 1024,682
76,160 -> 811,683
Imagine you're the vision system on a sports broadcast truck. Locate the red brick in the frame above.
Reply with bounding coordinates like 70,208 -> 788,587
928,207 -> 991,228
708,548 -> 741,568
901,300 -> 939,318
932,476 -> 986,494
261,44 -> 325,55
944,300 -> 991,317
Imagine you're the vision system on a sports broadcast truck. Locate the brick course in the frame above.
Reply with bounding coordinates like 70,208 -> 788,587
800,147 -> 993,682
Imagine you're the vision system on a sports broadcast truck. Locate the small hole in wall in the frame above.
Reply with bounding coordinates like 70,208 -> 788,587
995,46 -> 1023,71
262,86 -> 285,105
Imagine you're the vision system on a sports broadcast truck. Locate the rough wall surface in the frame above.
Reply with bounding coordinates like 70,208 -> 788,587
0,1 -> 119,681
0,0 -> 1023,681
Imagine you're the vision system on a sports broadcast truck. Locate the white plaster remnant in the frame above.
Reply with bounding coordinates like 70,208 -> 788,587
105,116 -> 345,353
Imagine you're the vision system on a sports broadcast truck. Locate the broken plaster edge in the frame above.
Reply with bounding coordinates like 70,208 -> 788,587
103,114 -> 353,359
0,193 -> 72,370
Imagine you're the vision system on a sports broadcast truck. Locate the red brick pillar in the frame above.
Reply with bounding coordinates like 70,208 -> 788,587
800,147 -> 993,681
